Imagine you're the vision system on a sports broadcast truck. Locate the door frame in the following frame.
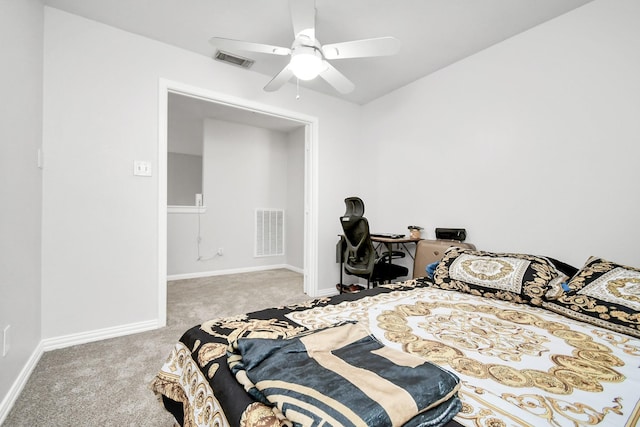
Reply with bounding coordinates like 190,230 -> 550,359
157,78 -> 319,326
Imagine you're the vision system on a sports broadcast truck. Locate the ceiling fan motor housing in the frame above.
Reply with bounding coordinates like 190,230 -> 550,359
290,38 -> 326,80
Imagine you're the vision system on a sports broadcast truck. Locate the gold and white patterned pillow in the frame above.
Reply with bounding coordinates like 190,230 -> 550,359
432,248 -> 560,306
543,257 -> 640,338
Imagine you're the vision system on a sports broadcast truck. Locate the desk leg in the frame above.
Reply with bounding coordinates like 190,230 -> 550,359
401,243 -> 416,260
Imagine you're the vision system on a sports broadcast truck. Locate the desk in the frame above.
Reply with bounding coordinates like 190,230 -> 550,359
371,235 -> 422,261
336,235 -> 420,294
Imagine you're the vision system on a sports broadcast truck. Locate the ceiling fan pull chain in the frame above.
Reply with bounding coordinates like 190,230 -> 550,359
296,78 -> 300,100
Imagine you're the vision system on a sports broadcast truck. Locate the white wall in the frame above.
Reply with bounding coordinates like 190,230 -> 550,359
362,0 -> 640,269
286,127 -> 306,271
167,95 -> 204,156
363,0 -> 640,266
41,7 -> 361,339
0,0 -> 43,413
0,0 -> 43,412
167,152 -> 202,205
167,118 -> 304,276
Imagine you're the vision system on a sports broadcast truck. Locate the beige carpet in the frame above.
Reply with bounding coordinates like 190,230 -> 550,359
2,269 -> 311,427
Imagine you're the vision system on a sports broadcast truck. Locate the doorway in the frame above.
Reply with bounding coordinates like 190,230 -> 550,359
157,79 -> 319,327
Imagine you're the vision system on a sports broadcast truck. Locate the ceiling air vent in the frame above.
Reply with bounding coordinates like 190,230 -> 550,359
214,50 -> 254,69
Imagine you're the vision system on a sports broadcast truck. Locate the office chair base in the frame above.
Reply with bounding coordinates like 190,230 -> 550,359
336,283 -> 365,294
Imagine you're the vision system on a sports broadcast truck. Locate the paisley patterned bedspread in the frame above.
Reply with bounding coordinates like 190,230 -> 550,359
151,279 -> 640,427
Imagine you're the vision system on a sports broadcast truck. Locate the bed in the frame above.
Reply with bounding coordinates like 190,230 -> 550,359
151,241 -> 640,427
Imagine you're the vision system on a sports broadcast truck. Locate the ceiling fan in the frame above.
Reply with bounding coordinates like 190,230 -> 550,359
209,0 -> 401,94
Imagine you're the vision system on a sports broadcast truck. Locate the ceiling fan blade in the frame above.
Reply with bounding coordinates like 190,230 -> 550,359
319,62 -> 355,94
322,37 -> 401,60
264,66 -> 295,92
289,0 -> 316,40
209,37 -> 290,55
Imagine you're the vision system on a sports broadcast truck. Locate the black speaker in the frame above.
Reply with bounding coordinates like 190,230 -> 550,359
435,228 -> 467,241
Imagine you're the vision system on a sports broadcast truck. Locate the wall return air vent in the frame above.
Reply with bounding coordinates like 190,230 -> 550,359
214,50 -> 255,69
255,209 -> 284,257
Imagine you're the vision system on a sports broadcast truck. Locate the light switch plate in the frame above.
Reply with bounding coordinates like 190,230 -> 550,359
133,160 -> 152,177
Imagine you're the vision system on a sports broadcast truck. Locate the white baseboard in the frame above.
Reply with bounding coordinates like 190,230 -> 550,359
0,342 -> 43,426
41,319 -> 159,352
168,264 -> 302,281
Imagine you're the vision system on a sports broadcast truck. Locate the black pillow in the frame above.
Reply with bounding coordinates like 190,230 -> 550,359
544,257 -> 579,278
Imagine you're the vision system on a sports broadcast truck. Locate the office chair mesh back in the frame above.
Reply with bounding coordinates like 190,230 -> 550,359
341,215 -> 375,277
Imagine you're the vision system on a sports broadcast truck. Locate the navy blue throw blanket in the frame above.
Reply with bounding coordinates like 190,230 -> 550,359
229,322 -> 461,427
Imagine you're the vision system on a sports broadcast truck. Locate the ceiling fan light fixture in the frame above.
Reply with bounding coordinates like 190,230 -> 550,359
290,46 -> 326,80
210,0 -> 399,94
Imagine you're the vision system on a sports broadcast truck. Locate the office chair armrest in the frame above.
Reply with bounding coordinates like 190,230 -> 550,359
378,250 -> 406,263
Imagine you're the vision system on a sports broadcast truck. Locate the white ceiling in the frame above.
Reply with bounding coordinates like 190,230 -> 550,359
43,0 -> 593,105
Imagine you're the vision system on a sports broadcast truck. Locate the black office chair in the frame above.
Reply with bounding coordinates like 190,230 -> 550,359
339,197 -> 408,292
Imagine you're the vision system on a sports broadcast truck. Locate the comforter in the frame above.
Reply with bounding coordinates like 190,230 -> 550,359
151,279 -> 640,427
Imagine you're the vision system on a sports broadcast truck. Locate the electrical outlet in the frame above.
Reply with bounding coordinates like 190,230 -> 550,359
3,325 -> 10,357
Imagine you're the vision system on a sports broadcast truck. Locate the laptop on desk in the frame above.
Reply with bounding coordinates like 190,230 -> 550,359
370,233 -> 405,239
